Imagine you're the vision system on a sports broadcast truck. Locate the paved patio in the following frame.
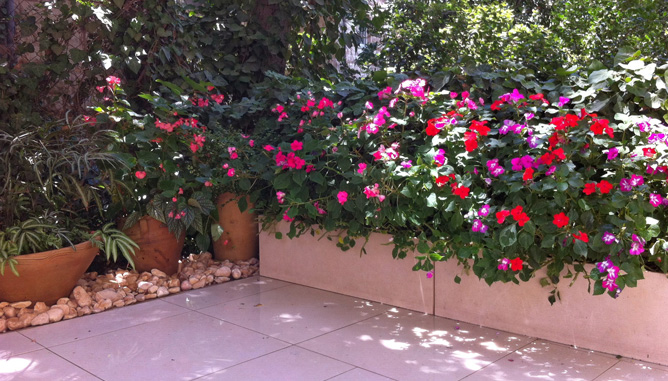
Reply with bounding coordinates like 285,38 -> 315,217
1,276 -> 667,380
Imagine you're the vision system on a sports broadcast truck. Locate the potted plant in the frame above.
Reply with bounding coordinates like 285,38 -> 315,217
0,111 -> 138,305
98,78 -> 219,274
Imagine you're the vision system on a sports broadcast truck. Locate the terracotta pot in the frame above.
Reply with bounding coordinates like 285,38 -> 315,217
212,193 -> 259,262
0,241 -> 99,305
123,216 -> 185,275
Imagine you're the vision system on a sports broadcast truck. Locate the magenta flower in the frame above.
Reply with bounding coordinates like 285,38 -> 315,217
525,112 -> 535,120
276,191 -> 286,204
471,219 -> 483,232
491,166 -> 505,177
602,232 -> 618,245
364,101 -> 374,110
649,193 -> 663,207
629,234 -> 645,255
638,120 -> 651,133
400,160 -> 412,169
290,140 -> 303,151
630,174 -> 644,187
498,258 -> 510,271
527,135 -> 539,148
546,166 -> 557,176
479,204 -> 490,217
619,178 -> 632,192
364,184 -> 384,201
337,191 -> 348,205
227,168 -> 235,177
357,163 -> 367,174
511,158 -> 523,171
426,271 -> 434,279
557,97 -> 570,107
602,278 -> 618,292
605,147 -> 619,160
434,149 -> 446,166
596,257 -> 614,273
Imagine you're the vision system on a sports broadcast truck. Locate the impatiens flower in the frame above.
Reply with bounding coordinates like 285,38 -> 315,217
522,168 -> 534,181
629,234 -> 645,255
498,258 -> 510,270
204,181 -> 213,187
510,257 -> 524,271
546,166 -> 557,176
602,232 -> 618,245
434,148 -> 446,166
283,209 -> 294,222
527,135 -> 540,148
642,147 -> 657,157
573,231 -> 589,243
472,219 -> 483,232
490,100 -> 504,110
337,191 -> 348,205
452,185 -> 470,199
426,271 -> 434,279
606,147 -> 619,160
364,183 -> 384,201
638,120 -> 651,132
597,180 -> 613,194
553,212 -> 569,228
357,163 -> 367,174
557,96 -> 570,107
478,204 -> 490,217
276,191 -> 286,204
552,148 -> 566,161
435,176 -> 449,187
106,75 -> 121,86
603,278 -> 619,292
291,140 -> 303,151
470,120 -> 490,136
263,145 -> 275,151
496,210 -> 511,224
630,174 -> 644,187
227,168 -> 235,177
583,183 -> 597,195
401,160 -> 412,168
619,178 -> 632,192
135,171 -> 146,179
649,193 -> 663,207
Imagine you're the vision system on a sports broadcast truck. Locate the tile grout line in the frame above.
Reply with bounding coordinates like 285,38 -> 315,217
457,337 -> 538,381
590,359 -> 622,381
44,347 -> 106,381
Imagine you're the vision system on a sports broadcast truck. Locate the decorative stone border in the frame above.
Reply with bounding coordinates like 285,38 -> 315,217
259,221 -> 668,366
0,252 -> 258,333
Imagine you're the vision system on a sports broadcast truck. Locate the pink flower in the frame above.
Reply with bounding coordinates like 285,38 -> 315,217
602,232 -> 617,245
283,209 -> 294,222
106,76 -> 121,86
204,181 -> 213,187
227,168 -> 235,177
249,139 -> 255,147
629,234 -> 645,255
291,140 -> 303,151
606,147 -> 619,160
478,204 -> 490,217
649,193 -> 663,207
357,163 -> 367,174
135,171 -> 146,179
264,145 -> 275,151
337,191 -> 348,205
95,86 -> 105,93
276,191 -> 286,204
365,101 -> 374,110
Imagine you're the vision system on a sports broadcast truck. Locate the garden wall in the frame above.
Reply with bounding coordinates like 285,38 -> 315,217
259,221 -> 668,366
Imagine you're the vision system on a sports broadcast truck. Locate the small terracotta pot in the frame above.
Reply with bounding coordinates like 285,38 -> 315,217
0,241 -> 99,305
212,193 -> 259,262
123,216 -> 185,275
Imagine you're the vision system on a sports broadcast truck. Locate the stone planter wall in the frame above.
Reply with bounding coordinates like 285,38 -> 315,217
259,221 -> 668,366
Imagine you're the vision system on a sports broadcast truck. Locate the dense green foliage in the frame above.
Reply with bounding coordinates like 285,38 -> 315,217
361,0 -> 668,74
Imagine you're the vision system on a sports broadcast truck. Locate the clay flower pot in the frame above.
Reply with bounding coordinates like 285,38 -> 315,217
212,193 -> 259,262
123,216 -> 185,275
0,241 -> 99,305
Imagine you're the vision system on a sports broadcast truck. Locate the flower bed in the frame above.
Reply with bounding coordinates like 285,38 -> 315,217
260,221 -> 668,366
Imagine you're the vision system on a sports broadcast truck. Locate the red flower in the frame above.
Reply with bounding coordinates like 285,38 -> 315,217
553,212 -> 569,228
135,171 -> 146,179
464,137 -> 478,152
470,120 -> 490,136
426,117 -> 448,136
510,257 -> 524,271
583,183 -> 597,195
516,213 -> 530,227
529,93 -> 545,101
496,210 -> 510,224
643,148 -> 657,157
491,100 -> 504,110
550,115 -> 579,131
539,152 -> 555,165
552,148 -> 566,161
597,180 -> 613,194
452,185 -> 470,199
522,167 -> 534,181
590,118 -> 609,135
573,231 -> 589,243
435,176 -> 449,187
510,205 -> 524,220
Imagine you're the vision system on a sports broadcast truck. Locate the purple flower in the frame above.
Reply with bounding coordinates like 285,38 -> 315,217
480,224 -> 489,233
603,278 -> 618,292
606,147 -> 619,160
602,232 -> 618,245
479,204 -> 490,217
649,193 -> 663,207
510,89 -> 525,102
596,257 -> 613,273
619,178 -> 632,192
472,219 -> 483,232
558,97 -> 570,107
401,160 -> 413,169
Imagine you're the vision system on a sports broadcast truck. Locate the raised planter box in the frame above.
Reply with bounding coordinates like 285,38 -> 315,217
259,221 -> 668,366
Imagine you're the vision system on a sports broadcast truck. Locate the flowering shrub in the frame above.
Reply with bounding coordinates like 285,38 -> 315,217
256,70 -> 668,300
97,78 -> 221,249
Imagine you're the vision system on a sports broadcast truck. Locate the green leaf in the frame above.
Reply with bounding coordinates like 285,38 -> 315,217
273,172 -> 292,189
499,224 -> 517,248
195,233 -> 210,252
588,69 -> 610,84
518,232 -> 533,249
211,223 -> 224,241
573,239 -> 588,258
